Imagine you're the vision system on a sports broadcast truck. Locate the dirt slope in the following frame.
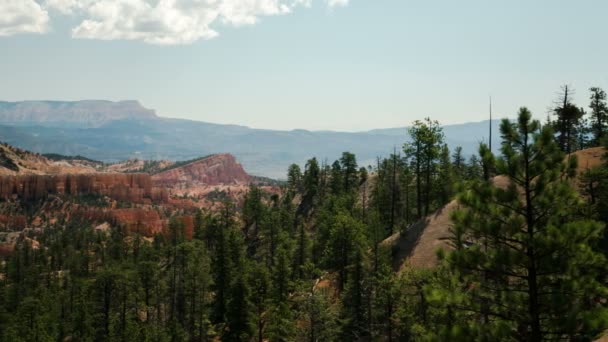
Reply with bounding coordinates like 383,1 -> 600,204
573,146 -> 605,172
382,147 -> 606,271
381,200 -> 458,270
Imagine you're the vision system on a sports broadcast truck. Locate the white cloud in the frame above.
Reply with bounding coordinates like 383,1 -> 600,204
0,0 -> 49,36
1,0 -> 349,44
69,0 -> 321,45
326,0 -> 348,8
68,0 -> 220,45
45,0 -> 93,15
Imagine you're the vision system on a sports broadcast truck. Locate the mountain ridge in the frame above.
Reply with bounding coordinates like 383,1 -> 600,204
0,100 -> 157,128
0,100 -> 502,178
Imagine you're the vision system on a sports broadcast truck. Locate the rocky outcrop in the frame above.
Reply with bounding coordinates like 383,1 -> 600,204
152,154 -> 250,188
178,216 -> 195,240
110,209 -> 166,236
0,173 -> 168,203
0,143 -> 100,176
0,215 -> 27,230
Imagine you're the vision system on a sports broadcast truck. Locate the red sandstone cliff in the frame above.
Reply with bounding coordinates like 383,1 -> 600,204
0,173 -> 168,203
152,153 -> 250,188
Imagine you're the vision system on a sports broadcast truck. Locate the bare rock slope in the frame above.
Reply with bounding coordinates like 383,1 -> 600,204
152,154 -> 250,196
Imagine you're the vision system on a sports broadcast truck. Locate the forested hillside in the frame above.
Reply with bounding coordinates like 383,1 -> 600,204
1,86 -> 607,341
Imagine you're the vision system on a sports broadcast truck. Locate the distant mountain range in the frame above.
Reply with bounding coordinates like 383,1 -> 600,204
0,100 -> 501,178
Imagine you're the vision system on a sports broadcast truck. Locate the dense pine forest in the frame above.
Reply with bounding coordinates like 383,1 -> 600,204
1,86 -> 608,341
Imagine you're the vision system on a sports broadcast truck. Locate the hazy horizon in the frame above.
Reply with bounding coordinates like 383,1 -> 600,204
1,98 -> 507,133
1,0 -> 607,131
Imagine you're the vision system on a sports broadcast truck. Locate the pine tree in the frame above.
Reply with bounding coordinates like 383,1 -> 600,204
182,240 -> 212,340
575,109 -> 591,150
249,264 -> 270,342
303,157 -> 320,201
478,142 -> 495,181
589,87 -> 608,146
242,184 -> 265,229
436,143 -> 454,204
298,287 -> 338,342
340,152 -> 359,193
452,146 -> 466,180
265,301 -> 296,342
466,154 -> 483,181
340,247 -> 370,340
287,164 -> 303,193
225,274 -> 254,341
446,107 -> 608,340
326,211 -> 366,291
553,85 -> 584,153
330,160 -> 343,195
404,117 -> 444,217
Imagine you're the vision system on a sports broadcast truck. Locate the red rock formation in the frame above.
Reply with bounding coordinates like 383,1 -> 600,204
152,154 -> 250,188
0,214 -> 27,230
179,216 -> 194,240
110,209 -> 166,236
0,173 -> 167,203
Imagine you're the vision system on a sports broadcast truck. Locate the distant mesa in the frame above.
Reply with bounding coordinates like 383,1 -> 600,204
0,99 -> 503,178
0,100 -> 157,128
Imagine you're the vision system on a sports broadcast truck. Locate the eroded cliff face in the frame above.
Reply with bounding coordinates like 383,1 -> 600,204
152,154 -> 250,188
109,209 -> 166,236
0,154 -> 252,214
0,148 -> 261,255
0,173 -> 168,203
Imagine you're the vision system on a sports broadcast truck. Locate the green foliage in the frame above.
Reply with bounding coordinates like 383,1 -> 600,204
1,104 -> 607,342
445,108 -> 608,340
404,117 -> 445,218
552,85 -> 585,153
287,163 -> 302,193
589,87 -> 608,146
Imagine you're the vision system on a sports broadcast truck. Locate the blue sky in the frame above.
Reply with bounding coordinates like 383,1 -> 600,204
0,0 -> 606,131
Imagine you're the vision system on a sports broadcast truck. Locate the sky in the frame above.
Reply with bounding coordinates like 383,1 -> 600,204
0,0 -> 607,131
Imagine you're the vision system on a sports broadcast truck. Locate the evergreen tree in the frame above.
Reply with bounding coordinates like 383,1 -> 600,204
298,287 -> 338,342
243,184 -> 265,229
330,160 -> 343,195
553,85 -> 584,153
436,143 -> 454,204
225,273 -> 254,341
451,146 -> 466,180
303,157 -> 320,201
478,142 -> 495,181
404,117 -> 444,217
575,109 -> 591,150
446,107 -> 608,340
340,246 -> 370,340
287,164 -> 303,193
340,152 -> 359,193
589,87 -> 608,146
265,301 -> 296,342
249,264 -> 270,342
466,154 -> 483,181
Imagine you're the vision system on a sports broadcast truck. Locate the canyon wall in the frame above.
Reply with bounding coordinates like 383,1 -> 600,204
152,153 -> 250,188
0,173 -> 168,203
